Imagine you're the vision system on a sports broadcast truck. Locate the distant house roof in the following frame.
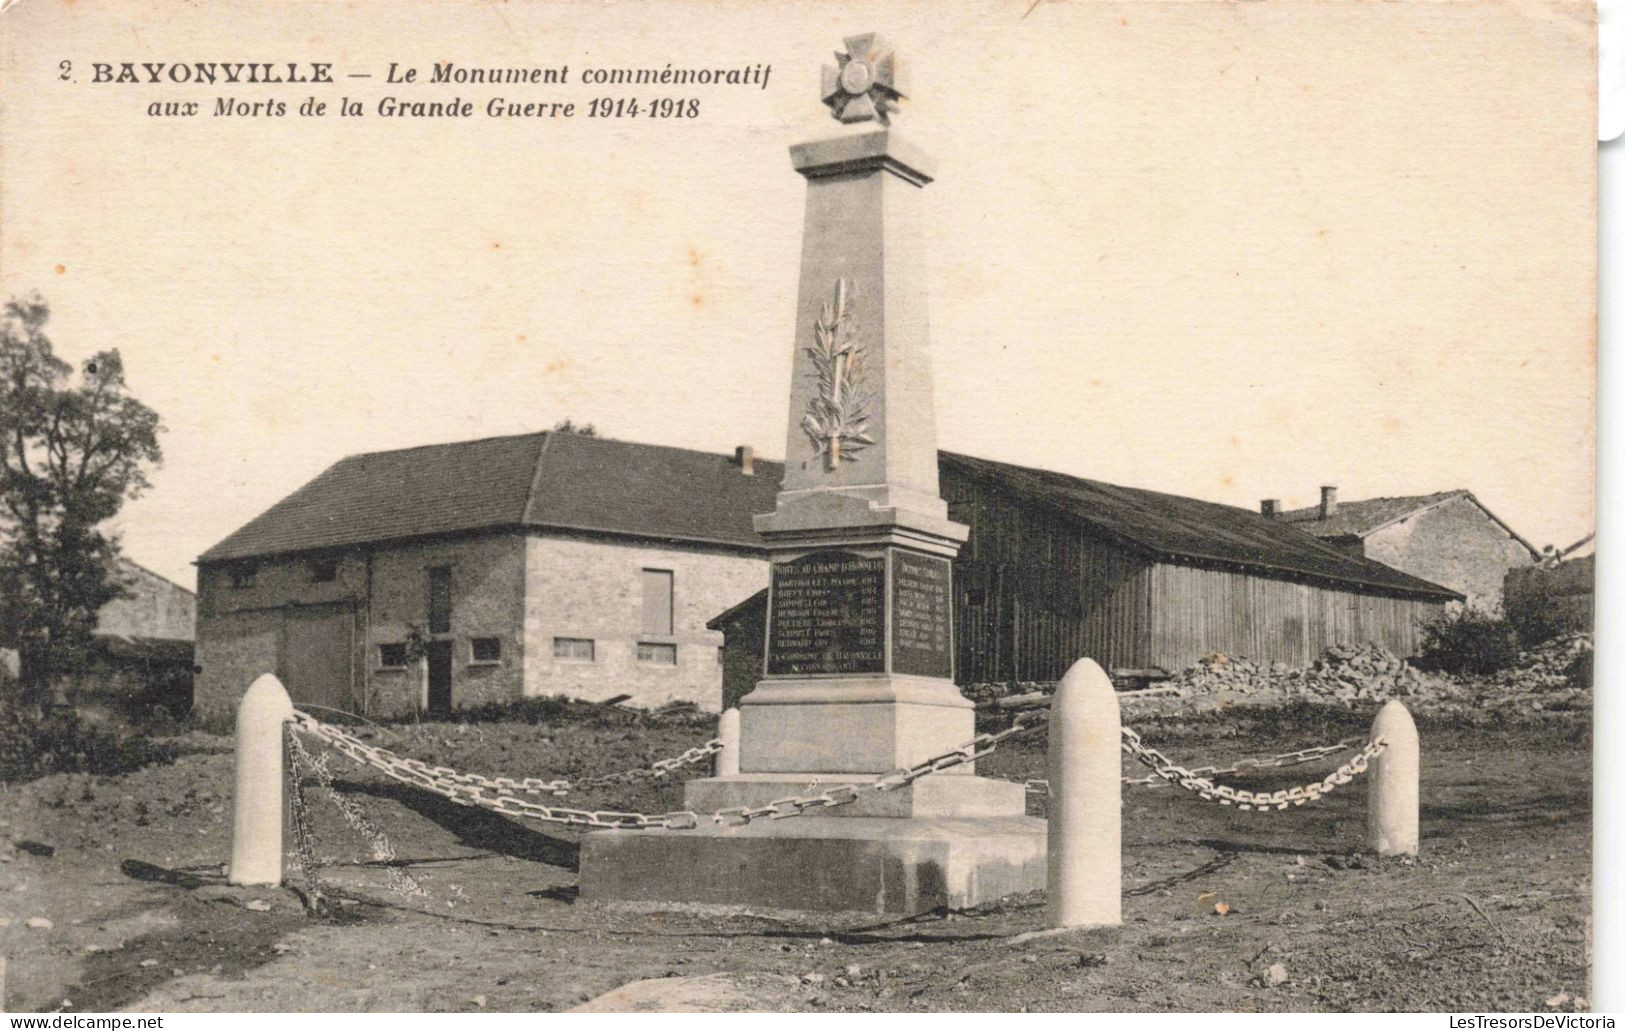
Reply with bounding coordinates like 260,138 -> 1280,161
1278,489 -> 1539,558
113,557 -> 195,600
939,453 -> 1459,601
199,432 -> 1459,600
199,431 -> 785,562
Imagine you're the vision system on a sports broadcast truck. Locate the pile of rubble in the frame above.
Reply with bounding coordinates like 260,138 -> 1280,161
1486,632 -> 1592,693
1162,632 -> 1593,715
1163,644 -> 1462,706
963,632 -> 1592,719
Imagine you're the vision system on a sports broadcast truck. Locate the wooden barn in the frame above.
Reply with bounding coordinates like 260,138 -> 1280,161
713,450 -> 1460,701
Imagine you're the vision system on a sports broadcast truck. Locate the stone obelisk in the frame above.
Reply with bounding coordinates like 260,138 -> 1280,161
581,36 -> 1046,914
740,33 -> 973,776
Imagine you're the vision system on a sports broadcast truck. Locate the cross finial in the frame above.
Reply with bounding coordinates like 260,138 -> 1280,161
822,33 -> 905,125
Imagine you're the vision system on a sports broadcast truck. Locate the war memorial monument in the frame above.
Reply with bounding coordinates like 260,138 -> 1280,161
580,35 -> 1050,914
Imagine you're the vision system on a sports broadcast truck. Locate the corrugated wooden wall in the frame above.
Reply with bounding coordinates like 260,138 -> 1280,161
1146,562 -> 1441,671
944,469 -> 1153,682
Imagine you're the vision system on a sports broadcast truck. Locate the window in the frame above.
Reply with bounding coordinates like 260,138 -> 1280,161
378,643 -> 408,668
309,558 -> 338,583
228,563 -> 257,589
640,568 -> 673,636
637,642 -> 677,665
553,637 -> 595,662
470,637 -> 502,664
427,566 -> 452,634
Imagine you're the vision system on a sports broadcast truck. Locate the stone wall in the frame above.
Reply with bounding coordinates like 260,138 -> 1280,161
365,534 -> 528,714
194,533 -> 527,720
1362,495 -> 1535,612
524,534 -> 768,711
97,559 -> 196,641
196,530 -> 767,720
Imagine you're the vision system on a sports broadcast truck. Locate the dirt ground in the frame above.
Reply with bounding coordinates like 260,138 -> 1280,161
0,704 -> 1591,1013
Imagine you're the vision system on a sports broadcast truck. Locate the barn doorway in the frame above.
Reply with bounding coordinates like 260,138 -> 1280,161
426,640 -> 454,715
278,603 -> 356,713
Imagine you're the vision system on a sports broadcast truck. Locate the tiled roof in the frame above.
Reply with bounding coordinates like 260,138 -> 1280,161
1279,490 -> 1539,558
1278,491 -> 1466,539
199,432 -> 785,562
939,453 -> 1460,600
199,433 -> 1460,600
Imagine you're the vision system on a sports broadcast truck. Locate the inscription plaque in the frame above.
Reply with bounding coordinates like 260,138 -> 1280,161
891,549 -> 954,678
766,550 -> 885,675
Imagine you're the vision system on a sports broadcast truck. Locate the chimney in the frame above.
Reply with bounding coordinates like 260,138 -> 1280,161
1260,499 -> 1279,519
1320,485 -> 1338,519
734,445 -> 755,476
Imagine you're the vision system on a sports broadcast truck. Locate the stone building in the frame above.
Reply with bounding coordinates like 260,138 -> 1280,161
194,432 -> 776,720
4,558 -> 198,714
1273,487 -> 1539,611
98,558 -> 196,642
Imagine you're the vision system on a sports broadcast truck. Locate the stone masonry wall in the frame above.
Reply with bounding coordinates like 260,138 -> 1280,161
524,534 -> 769,712
194,533 -> 527,720
1362,495 -> 1535,612
365,534 -> 528,715
97,560 -> 196,641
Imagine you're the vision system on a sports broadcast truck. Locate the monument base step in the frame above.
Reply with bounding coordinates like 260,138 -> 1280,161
683,773 -> 1028,819
578,816 -> 1046,915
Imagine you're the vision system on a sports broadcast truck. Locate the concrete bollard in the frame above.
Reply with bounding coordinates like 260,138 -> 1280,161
1367,698 -> 1420,856
228,673 -> 296,886
1047,658 -> 1122,928
715,707 -> 741,776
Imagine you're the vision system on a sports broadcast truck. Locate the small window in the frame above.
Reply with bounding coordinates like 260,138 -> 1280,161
378,643 -> 408,668
637,642 -> 677,665
470,637 -> 502,664
310,558 -> 338,583
427,566 -> 452,634
641,568 -> 674,636
553,637 -> 595,662
717,646 -> 726,665
228,563 -> 257,589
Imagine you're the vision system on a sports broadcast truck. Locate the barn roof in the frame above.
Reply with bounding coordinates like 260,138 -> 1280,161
199,431 -> 785,562
939,452 -> 1460,600
199,433 -> 1459,599
1278,489 -> 1539,557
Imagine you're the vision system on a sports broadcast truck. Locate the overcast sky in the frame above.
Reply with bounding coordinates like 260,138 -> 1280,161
0,0 -> 1596,588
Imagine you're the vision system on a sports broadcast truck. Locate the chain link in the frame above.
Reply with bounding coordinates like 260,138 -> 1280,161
284,725 -> 325,905
1023,736 -> 1368,793
287,710 -> 721,799
289,707 -> 1054,830
288,720 -> 429,897
1118,726 -> 1386,812
287,707 -> 1382,829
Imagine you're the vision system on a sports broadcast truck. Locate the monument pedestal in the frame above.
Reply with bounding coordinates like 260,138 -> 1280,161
738,675 -> 974,774
579,816 -> 1046,916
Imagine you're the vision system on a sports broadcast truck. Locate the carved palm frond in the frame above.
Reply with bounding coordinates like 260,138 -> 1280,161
801,278 -> 874,468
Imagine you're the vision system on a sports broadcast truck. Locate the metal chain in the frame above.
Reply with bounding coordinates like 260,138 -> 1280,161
284,725 -> 325,905
1118,726 -> 1386,812
288,708 -> 1381,828
289,707 -> 1053,830
287,710 -> 721,798
1021,736 -> 1368,793
288,720 -> 428,898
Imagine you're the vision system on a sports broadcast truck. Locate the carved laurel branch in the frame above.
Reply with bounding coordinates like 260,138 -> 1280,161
801,278 -> 874,469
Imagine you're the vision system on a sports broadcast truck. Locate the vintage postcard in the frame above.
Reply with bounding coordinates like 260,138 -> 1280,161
0,0 -> 1599,1016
